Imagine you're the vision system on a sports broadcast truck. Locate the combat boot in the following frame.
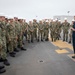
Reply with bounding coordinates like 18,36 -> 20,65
69,41 -> 71,43
0,68 -> 6,74
72,56 -> 75,58
66,39 -> 68,42
21,47 -> 27,51
22,42 -> 25,45
63,39 -> 65,41
3,59 -> 10,66
41,39 -> 43,42
28,40 -> 30,43
9,52 -> 16,57
45,38 -> 49,41
51,38 -> 53,42
31,40 -> 33,43
37,39 -> 39,42
0,65 -> 5,69
14,48 -> 19,52
0,58 -> 4,62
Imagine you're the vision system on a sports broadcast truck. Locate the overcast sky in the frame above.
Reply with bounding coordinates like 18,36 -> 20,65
0,0 -> 75,21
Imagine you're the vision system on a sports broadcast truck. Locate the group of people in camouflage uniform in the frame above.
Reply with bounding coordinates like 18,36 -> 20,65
0,16 -> 27,73
50,18 -> 71,42
27,18 -> 72,44
0,15 -> 73,73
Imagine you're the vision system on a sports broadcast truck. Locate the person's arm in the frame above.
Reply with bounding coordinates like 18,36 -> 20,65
71,27 -> 75,31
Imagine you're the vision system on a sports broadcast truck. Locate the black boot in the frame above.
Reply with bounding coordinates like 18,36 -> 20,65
72,55 -> 75,59
14,48 -> 19,52
37,39 -> 39,42
0,58 -> 4,62
72,56 -> 75,58
0,68 -> 6,74
58,38 -> 59,40
13,52 -> 16,54
0,65 -> 5,69
22,42 -> 25,45
66,39 -> 68,42
28,40 -> 30,43
45,39 -> 47,41
17,45 -> 20,48
41,39 -> 43,42
69,41 -> 71,43
46,38 -> 49,41
31,40 -> 33,43
9,52 -> 16,57
3,59 -> 10,66
52,38 -> 53,42
63,39 -> 65,41
21,47 -> 27,51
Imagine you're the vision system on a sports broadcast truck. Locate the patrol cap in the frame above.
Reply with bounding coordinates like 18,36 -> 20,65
5,18 -> 8,21
58,20 -> 61,22
53,20 -> 55,22
39,20 -> 41,22
0,16 -> 5,19
39,20 -> 42,23
9,18 -> 13,21
33,19 -> 36,21
18,19 -> 22,21
55,18 -> 58,21
14,17 -> 18,19
64,18 -> 67,20
29,21 -> 32,23
46,20 -> 48,22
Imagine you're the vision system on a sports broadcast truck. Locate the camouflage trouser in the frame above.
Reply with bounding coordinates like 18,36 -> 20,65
28,31 -> 34,41
44,29 -> 49,40
13,38 -> 17,49
24,30 -> 27,40
18,34 -> 23,48
63,31 -> 68,41
27,31 -> 30,41
0,39 -> 7,60
53,32 -> 57,42
55,30 -> 61,41
50,31 -> 55,41
34,29 -> 37,40
8,38 -> 15,53
38,30 -> 44,40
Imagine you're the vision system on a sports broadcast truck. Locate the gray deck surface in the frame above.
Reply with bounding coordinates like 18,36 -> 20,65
1,40 -> 75,75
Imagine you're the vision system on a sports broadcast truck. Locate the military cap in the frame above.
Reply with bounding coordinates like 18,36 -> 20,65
64,18 -> 67,20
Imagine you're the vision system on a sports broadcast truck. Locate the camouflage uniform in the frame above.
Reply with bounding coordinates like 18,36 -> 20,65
28,21 -> 34,43
38,21 -> 44,41
53,21 -> 59,41
15,21 -> 22,48
21,22 -> 24,42
6,22 -> 17,54
16,19 -> 26,50
0,21 -> 7,60
62,22 -> 70,42
50,21 -> 55,41
33,20 -> 38,41
23,21 -> 28,40
44,22 -> 49,41
55,21 -> 62,40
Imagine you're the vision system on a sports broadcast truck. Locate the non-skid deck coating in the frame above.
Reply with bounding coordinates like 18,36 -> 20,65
1,40 -> 75,75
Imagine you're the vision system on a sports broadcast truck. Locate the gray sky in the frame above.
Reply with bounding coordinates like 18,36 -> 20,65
0,0 -> 75,21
